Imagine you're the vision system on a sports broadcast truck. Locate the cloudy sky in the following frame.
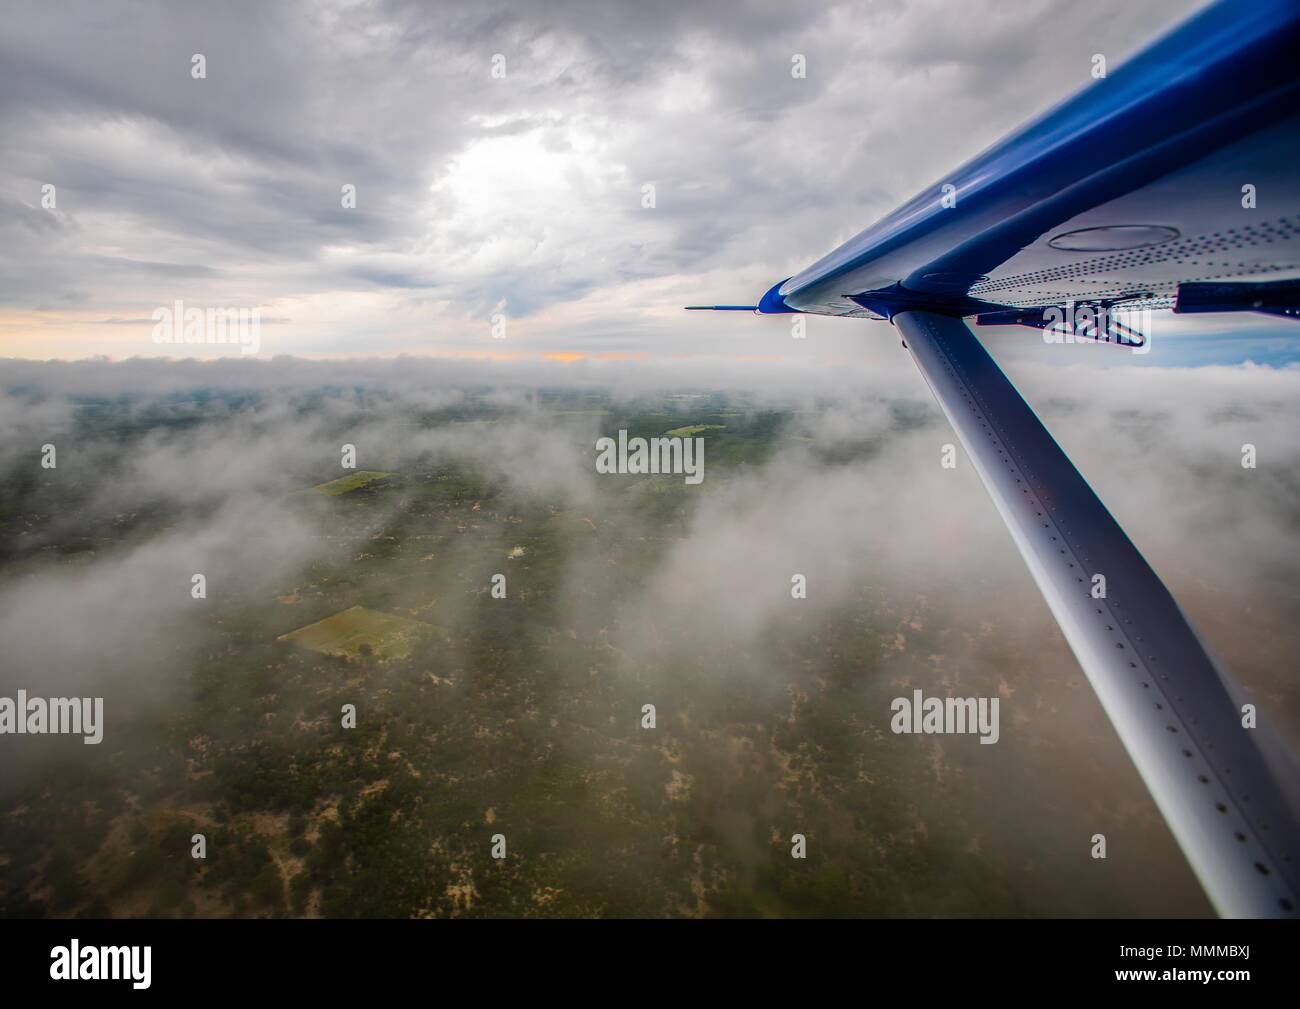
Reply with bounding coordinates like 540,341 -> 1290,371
11,0 -> 1291,366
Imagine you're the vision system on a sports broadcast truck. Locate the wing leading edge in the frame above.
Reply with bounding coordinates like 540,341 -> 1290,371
780,0 -> 1300,322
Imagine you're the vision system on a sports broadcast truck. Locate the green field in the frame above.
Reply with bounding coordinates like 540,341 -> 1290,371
311,471 -> 394,496
277,605 -> 443,660
664,423 -> 726,437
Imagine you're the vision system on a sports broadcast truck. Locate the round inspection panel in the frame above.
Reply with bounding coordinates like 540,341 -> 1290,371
1047,225 -> 1180,252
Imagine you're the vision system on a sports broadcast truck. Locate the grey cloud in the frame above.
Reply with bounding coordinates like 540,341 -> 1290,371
0,0 -> 1208,339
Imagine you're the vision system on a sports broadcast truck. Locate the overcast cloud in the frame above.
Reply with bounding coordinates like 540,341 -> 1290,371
0,0 -> 1224,360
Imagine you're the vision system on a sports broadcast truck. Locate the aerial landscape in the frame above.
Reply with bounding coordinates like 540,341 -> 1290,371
2,358 -> 1297,918
1,0 -> 1298,959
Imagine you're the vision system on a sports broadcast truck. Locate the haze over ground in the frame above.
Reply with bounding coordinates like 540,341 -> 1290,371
1,0 -> 1297,917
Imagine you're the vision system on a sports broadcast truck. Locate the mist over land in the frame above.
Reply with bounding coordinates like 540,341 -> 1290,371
1,352 -> 1296,917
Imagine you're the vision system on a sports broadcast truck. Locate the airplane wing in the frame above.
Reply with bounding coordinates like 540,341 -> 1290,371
693,0 -> 1300,917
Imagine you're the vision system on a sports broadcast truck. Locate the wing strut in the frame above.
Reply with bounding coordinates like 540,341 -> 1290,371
894,310 -> 1300,918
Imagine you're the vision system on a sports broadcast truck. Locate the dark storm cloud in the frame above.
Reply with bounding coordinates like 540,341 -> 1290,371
0,0 -> 1208,340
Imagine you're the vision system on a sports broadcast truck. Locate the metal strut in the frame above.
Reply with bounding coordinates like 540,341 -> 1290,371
894,309 -> 1300,918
